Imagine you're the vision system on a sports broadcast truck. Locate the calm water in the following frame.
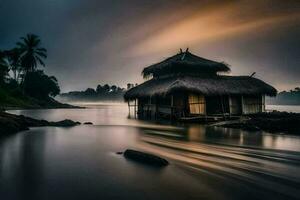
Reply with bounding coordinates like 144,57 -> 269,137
2,103 -> 300,200
266,105 -> 300,113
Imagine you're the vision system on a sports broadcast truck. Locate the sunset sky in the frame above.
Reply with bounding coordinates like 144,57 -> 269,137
1,0 -> 299,92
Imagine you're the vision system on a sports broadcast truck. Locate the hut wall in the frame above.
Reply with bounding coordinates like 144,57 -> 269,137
137,97 -> 149,118
188,94 -> 205,115
262,95 -> 265,112
242,95 -> 263,114
157,95 -> 172,115
229,96 -> 242,115
137,96 -> 159,119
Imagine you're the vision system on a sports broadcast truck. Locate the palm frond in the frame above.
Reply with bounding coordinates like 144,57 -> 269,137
37,48 -> 47,52
36,51 -> 47,58
35,56 -> 45,66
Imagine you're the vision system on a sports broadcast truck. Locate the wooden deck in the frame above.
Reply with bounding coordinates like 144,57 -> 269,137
179,115 -> 242,123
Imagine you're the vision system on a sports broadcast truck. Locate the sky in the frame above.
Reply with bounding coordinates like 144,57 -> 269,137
0,0 -> 299,92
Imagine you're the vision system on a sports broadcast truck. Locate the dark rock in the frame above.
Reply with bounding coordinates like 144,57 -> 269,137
84,122 -> 93,125
0,112 -> 81,135
124,149 -> 169,167
217,111 -> 300,134
50,119 -> 81,127
116,151 -> 123,155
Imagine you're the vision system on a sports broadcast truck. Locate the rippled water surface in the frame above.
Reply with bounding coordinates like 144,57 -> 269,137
2,103 -> 300,200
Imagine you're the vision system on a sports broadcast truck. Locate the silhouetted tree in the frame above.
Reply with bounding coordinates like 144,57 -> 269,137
96,84 -> 104,93
16,34 -> 47,78
111,85 -> 117,92
59,83 -> 126,102
23,70 -> 60,99
6,48 -> 22,81
84,88 -> 96,95
117,87 -> 123,92
0,51 -> 9,85
103,84 -> 110,92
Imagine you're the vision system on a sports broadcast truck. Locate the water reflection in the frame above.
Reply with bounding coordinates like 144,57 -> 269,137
185,126 -> 264,147
3,104 -> 300,199
138,126 -> 300,199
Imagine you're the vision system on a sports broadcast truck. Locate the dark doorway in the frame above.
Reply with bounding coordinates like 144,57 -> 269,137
206,96 -> 229,115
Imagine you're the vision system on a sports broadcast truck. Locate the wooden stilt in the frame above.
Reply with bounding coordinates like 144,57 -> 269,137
241,95 -> 244,115
134,99 -> 137,119
128,101 -> 131,118
155,96 -> 158,119
220,96 -> 225,120
149,96 -> 151,119
170,95 -> 174,120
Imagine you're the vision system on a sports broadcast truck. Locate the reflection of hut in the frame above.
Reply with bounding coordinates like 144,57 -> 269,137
124,49 -> 277,121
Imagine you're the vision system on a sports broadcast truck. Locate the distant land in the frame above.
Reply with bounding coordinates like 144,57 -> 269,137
56,84 -> 300,105
58,85 -> 300,105
57,84 -> 134,102
266,87 -> 300,105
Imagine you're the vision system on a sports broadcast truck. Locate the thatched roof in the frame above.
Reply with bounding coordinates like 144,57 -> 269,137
142,49 -> 230,78
124,76 -> 277,100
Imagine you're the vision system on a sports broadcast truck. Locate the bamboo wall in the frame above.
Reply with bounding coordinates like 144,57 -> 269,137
130,93 -> 265,120
229,96 -> 242,115
242,95 -> 263,114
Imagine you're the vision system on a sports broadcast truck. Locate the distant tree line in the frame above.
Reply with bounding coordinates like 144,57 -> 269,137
266,87 -> 300,105
58,84 -> 126,102
0,34 -> 60,100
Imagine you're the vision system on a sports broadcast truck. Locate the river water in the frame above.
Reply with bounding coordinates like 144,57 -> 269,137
2,103 -> 300,200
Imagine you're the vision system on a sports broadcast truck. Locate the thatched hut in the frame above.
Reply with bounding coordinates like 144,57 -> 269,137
124,49 -> 277,121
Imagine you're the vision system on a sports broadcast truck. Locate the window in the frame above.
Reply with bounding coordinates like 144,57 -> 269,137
189,94 -> 205,114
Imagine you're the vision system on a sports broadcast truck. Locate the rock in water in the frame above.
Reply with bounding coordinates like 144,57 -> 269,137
49,119 -> 81,127
124,149 -> 169,167
0,112 -> 81,135
84,122 -> 93,125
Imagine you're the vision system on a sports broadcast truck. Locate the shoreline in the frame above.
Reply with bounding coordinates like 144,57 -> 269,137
1,104 -> 299,136
0,111 -> 81,135
213,111 -> 300,135
0,100 -> 85,112
2,104 -> 84,111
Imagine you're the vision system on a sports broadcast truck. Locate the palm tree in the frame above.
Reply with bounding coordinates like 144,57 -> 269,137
16,34 -> 47,74
5,48 -> 21,81
0,51 -> 10,85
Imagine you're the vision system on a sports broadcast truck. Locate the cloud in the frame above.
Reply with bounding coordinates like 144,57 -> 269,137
0,0 -> 299,91
129,2 -> 300,57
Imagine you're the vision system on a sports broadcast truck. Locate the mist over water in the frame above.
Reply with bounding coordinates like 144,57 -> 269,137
266,105 -> 300,113
2,103 -> 300,200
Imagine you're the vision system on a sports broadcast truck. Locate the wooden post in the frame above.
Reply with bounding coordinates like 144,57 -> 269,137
241,95 -> 244,115
262,95 -> 265,112
155,96 -> 158,119
170,95 -> 174,120
204,96 -> 207,122
228,95 -> 232,117
204,96 -> 206,116
149,96 -> 152,119
220,96 -> 225,120
134,99 -> 137,118
128,101 -> 131,118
